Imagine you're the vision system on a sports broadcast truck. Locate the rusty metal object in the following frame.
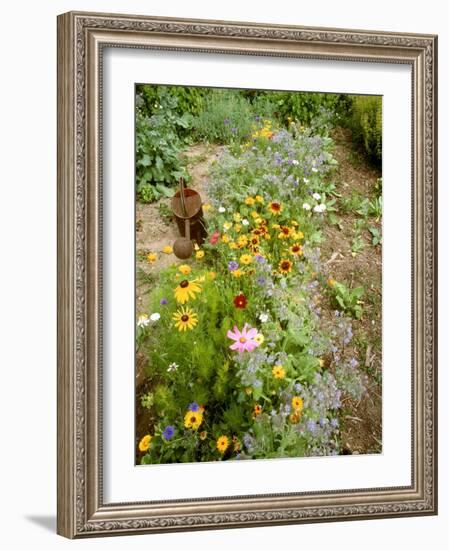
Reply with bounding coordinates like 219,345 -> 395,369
171,178 -> 207,259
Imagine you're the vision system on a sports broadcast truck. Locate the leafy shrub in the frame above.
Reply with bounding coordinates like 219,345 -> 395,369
193,90 -> 255,144
135,88 -> 191,202
348,95 -> 382,164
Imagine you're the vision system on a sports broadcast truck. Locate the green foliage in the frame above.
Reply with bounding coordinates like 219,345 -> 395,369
348,95 -> 382,164
256,91 -> 349,134
135,88 -> 192,203
329,281 -> 364,319
193,89 -> 255,144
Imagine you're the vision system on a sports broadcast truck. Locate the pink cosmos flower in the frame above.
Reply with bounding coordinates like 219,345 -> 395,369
209,231 -> 220,245
227,323 -> 261,353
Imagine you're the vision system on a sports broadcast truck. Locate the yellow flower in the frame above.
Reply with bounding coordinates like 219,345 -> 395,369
162,245 -> 173,254
251,211 -> 259,219
254,333 -> 265,345
319,358 -> 325,368
268,201 -> 283,215
237,235 -> 249,248
240,254 -> 253,265
146,252 -> 157,263
255,217 -> 263,225
292,396 -> 304,412
229,242 -> 238,250
292,230 -> 304,241
231,268 -> 244,278
196,250 -> 205,259
245,387 -> 253,395
184,410 -> 203,430
272,365 -> 286,379
289,411 -> 302,424
328,278 -> 336,287
233,213 -> 242,222
234,224 -> 241,233
278,226 -> 292,239
221,234 -> 230,244
174,279 -> 202,304
256,195 -> 264,203
245,197 -> 256,206
291,220 -> 299,227
278,259 -> 293,274
178,264 -> 191,275
223,221 -> 233,231
173,306 -> 198,331
233,438 -> 241,452
138,434 -> 152,452
216,435 -> 229,453
207,271 -> 217,280
290,243 -> 303,256
203,203 -> 213,212
199,430 -> 208,440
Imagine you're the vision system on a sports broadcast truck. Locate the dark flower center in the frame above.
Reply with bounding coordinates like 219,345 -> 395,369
181,314 -> 189,322
271,202 -> 280,211
180,280 -> 189,288
281,261 -> 290,270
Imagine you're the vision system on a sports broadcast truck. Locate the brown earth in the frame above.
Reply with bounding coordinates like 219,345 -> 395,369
320,127 -> 382,455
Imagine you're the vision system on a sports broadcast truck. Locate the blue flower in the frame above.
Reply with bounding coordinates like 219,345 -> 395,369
228,261 -> 239,271
162,425 -> 175,440
188,402 -> 200,412
256,277 -> 266,286
160,297 -> 168,305
255,254 -> 266,264
307,420 -> 318,435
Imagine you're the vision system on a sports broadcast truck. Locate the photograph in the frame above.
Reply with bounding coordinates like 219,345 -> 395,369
134,85 -> 383,465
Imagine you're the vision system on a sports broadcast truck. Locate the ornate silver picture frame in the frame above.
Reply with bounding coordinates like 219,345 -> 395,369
57,11 -> 437,538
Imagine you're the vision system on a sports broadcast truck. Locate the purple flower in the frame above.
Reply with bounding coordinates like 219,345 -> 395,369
188,402 -> 200,412
160,298 -> 168,305
256,277 -> 266,286
162,425 -> 175,440
223,118 -> 230,125
255,254 -> 266,264
307,420 -> 318,435
231,127 -> 238,134
228,261 -> 239,271
330,418 -> 339,428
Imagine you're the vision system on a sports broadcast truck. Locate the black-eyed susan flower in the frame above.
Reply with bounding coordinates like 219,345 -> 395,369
290,243 -> 303,256
292,396 -> 304,412
278,259 -> 293,274
278,226 -> 292,239
184,410 -> 203,430
196,250 -> 205,259
173,279 -> 202,304
272,365 -> 286,379
237,235 -> 249,248
173,306 -> 198,331
216,435 -> 229,453
138,434 -> 152,452
268,200 -> 282,215
162,245 -> 173,254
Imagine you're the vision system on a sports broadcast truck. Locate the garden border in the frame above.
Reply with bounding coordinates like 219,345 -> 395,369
57,11 -> 438,538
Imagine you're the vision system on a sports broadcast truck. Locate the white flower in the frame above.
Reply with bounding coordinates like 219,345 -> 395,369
218,206 -> 226,213
242,219 -> 249,226
313,203 -> 327,213
149,312 -> 161,322
291,159 -> 299,165
312,192 -> 321,201
312,167 -> 319,173
259,312 -> 269,323
137,314 -> 150,328
167,362 -> 179,372
303,177 -> 309,184
302,203 -> 311,211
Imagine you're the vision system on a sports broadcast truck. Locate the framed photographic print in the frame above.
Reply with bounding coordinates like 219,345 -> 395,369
57,11 -> 438,538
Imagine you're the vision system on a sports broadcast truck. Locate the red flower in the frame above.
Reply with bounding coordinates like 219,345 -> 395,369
233,293 -> 248,309
209,231 -> 220,245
